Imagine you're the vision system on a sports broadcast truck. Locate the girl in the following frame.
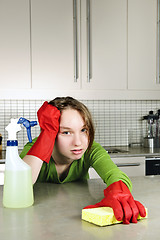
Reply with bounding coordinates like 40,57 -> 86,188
20,96 -> 146,224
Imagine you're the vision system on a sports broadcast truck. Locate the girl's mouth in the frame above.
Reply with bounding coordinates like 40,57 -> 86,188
71,149 -> 83,155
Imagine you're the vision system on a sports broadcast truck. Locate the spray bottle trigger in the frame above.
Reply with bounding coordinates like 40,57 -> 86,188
17,117 -> 37,143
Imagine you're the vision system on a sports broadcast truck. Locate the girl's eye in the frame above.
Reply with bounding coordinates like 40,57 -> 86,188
62,131 -> 71,135
81,128 -> 87,133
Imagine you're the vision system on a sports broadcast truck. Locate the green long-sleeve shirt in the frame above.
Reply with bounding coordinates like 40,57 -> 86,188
20,139 -> 132,191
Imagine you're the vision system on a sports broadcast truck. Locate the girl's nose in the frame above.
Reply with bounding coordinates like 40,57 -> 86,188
73,133 -> 82,146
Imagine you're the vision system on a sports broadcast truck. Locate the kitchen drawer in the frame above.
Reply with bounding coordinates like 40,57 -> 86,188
111,157 -> 145,177
89,156 -> 145,178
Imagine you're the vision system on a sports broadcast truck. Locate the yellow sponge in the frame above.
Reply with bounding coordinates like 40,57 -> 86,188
82,207 -> 147,226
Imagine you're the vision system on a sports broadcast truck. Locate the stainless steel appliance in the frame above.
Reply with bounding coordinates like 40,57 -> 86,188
143,110 -> 160,148
145,157 -> 160,175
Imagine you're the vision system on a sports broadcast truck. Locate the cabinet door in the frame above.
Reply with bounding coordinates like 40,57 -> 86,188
81,0 -> 127,90
0,0 -> 31,89
128,0 -> 158,90
31,0 -> 80,90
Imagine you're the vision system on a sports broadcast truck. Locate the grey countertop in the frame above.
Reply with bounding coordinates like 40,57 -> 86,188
103,145 -> 160,158
1,146 -> 160,163
0,176 -> 159,240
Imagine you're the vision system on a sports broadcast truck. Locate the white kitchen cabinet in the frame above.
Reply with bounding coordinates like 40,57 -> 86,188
89,167 -> 100,179
0,0 -> 31,89
31,0 -> 81,90
0,0 -> 159,100
31,0 -> 127,91
128,0 -> 159,90
81,0 -> 127,90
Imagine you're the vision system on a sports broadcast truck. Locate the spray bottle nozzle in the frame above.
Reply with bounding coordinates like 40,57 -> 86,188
5,118 -> 21,141
17,117 -> 37,143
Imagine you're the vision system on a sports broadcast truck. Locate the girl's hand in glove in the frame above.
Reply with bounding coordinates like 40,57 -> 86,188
27,101 -> 60,163
84,180 -> 146,224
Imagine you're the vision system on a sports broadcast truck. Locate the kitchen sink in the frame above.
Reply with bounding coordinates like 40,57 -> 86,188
103,146 -> 129,154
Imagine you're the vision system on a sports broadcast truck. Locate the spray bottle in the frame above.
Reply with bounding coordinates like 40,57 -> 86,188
3,118 -> 34,208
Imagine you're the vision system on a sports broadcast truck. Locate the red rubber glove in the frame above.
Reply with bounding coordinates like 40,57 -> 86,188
27,101 -> 60,163
84,180 -> 146,224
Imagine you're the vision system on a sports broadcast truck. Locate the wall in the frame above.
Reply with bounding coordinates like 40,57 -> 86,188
0,99 -> 160,150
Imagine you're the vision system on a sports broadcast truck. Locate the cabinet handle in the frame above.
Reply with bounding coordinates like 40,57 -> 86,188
116,163 -> 141,167
73,0 -> 78,82
87,0 -> 92,82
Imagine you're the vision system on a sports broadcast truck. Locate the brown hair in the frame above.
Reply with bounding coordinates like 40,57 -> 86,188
49,96 -> 95,151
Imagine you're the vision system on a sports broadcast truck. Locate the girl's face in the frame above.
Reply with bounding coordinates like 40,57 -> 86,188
55,108 -> 89,162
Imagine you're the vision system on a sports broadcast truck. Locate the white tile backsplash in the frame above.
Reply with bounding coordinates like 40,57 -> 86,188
0,99 -> 160,150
